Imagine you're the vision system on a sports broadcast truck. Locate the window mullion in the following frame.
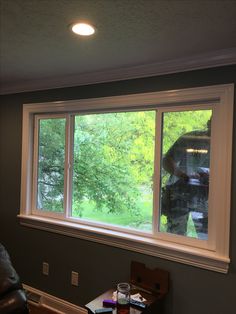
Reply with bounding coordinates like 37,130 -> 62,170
64,114 -> 74,218
32,115 -> 40,212
152,110 -> 163,236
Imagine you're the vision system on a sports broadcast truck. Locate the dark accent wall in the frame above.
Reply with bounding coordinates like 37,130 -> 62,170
0,65 -> 235,314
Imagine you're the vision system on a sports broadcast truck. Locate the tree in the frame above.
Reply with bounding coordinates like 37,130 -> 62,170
37,118 -> 66,212
161,110 -> 212,185
37,109 -> 212,226
72,111 -> 155,217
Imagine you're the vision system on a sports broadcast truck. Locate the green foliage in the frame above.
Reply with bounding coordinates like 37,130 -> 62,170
37,108 -> 211,235
162,109 -> 212,154
38,118 -> 66,212
161,110 -> 212,186
72,111 -> 155,217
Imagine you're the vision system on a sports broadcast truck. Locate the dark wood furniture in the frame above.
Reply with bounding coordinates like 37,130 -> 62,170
85,262 -> 169,314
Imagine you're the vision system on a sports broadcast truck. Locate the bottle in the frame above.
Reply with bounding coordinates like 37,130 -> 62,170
117,282 -> 130,314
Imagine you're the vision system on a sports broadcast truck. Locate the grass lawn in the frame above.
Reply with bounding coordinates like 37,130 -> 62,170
72,198 -> 153,230
72,199 -> 198,237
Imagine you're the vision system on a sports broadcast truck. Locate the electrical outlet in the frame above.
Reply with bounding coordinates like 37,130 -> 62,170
71,271 -> 79,286
42,262 -> 49,275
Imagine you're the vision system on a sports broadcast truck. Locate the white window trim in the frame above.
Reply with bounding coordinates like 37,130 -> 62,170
19,84 -> 234,273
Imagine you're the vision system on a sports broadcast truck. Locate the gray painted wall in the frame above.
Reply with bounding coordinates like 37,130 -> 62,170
0,65 -> 235,314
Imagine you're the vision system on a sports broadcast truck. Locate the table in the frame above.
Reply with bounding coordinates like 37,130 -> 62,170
85,261 -> 169,314
85,288 -> 163,314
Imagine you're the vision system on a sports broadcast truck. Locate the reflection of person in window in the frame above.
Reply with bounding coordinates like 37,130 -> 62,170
162,118 -> 211,238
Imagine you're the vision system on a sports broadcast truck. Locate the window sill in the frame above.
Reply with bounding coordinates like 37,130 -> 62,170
18,214 -> 229,273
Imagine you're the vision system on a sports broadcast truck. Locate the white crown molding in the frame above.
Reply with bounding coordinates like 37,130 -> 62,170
1,48 -> 236,95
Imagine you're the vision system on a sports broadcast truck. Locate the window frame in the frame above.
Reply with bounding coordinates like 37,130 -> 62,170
19,84 -> 234,273
155,105 -> 215,250
32,114 -> 68,218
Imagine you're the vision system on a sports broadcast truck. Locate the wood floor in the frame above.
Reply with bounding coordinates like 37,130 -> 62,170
29,303 -> 59,314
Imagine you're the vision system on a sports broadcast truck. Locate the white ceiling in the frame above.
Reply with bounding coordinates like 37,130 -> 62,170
0,0 -> 236,94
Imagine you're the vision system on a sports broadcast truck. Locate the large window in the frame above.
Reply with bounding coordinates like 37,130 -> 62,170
19,84 -> 234,273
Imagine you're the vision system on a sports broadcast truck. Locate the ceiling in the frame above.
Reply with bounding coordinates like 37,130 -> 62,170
0,0 -> 236,95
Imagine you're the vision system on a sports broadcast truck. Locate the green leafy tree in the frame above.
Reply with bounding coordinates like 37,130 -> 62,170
38,118 -> 66,212
72,111 -> 155,217
161,110 -> 212,185
37,109 -> 211,231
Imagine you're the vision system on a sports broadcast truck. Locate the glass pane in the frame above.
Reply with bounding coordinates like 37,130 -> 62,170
37,118 -> 66,212
72,111 -> 155,231
160,110 -> 212,239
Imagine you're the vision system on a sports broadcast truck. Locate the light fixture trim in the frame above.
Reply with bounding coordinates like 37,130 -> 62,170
71,22 -> 95,36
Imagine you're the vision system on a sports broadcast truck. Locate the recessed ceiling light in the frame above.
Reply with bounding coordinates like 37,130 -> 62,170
71,22 -> 95,36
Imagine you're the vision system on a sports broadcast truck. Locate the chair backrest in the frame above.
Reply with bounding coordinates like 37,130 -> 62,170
130,261 -> 169,297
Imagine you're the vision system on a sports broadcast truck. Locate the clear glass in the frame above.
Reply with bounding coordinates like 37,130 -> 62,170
37,118 -> 66,212
159,110 -> 212,239
117,282 -> 130,312
72,111 -> 155,231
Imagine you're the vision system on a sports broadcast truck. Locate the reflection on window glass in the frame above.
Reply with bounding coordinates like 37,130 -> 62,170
37,118 -> 66,212
72,111 -> 155,231
160,110 -> 212,239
